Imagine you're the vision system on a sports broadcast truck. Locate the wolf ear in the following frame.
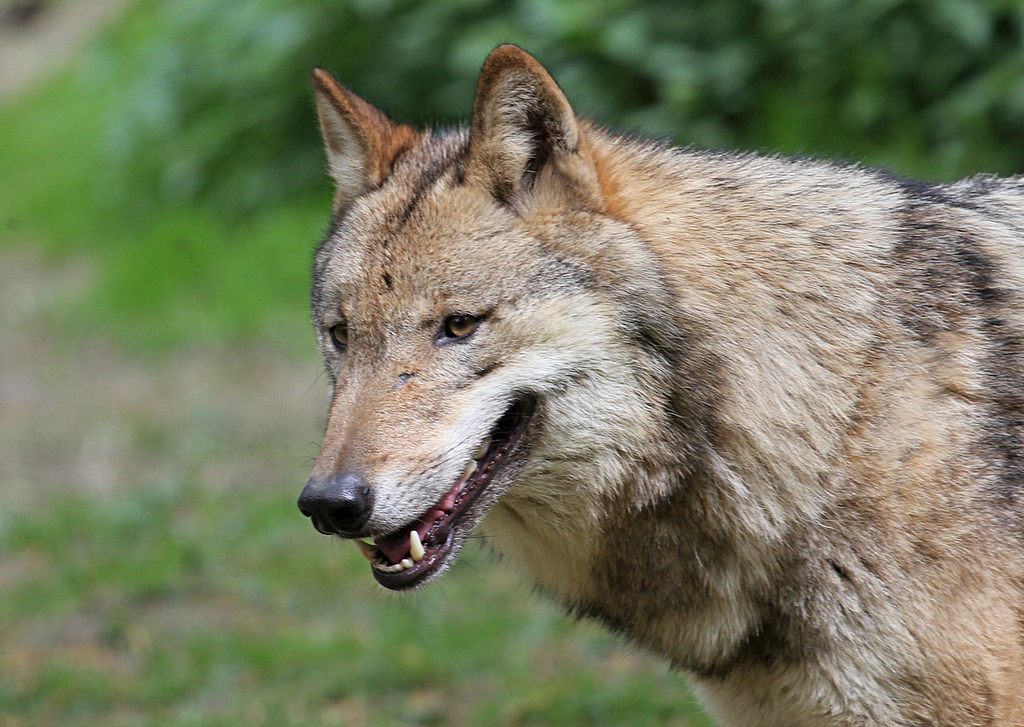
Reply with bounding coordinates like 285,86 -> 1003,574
467,45 -> 599,207
312,68 -> 417,208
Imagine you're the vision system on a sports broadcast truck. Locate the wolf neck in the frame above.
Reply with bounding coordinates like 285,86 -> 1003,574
489,127 -> 897,675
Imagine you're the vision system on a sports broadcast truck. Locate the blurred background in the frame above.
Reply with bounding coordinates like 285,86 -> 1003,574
1,1 -> 1023,725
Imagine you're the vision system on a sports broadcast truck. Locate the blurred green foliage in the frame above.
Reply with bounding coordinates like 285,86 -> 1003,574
2,0 -> 1024,350
108,0 -> 1024,214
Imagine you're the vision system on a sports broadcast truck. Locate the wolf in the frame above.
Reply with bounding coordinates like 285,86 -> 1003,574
297,45 -> 1024,726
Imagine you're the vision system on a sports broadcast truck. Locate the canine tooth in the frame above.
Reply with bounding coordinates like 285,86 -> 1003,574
355,540 -> 376,562
400,558 -> 414,570
473,436 -> 491,460
462,459 -> 478,481
410,530 -> 425,562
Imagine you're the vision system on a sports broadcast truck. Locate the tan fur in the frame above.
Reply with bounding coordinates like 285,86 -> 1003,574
312,68 -> 419,209
306,46 -> 1024,725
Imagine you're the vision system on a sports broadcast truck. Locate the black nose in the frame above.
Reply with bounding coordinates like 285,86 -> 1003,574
297,472 -> 373,536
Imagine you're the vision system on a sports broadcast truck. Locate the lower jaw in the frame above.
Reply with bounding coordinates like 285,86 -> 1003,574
371,531 -> 456,590
365,395 -> 537,590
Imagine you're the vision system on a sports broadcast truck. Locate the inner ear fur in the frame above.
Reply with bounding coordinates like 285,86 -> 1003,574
467,45 -> 600,207
312,68 -> 418,209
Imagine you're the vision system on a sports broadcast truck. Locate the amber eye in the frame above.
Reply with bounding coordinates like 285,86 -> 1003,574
442,314 -> 480,341
328,323 -> 348,350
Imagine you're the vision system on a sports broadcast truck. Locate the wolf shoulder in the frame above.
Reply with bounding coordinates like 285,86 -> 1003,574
597,134 -> 1024,296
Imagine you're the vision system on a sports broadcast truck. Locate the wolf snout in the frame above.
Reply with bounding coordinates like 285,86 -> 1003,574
297,472 -> 374,537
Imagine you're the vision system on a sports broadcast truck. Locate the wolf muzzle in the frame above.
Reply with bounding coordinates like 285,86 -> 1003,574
297,472 -> 373,537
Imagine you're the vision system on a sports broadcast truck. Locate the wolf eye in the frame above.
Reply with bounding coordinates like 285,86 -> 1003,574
328,323 -> 348,350
441,314 -> 480,341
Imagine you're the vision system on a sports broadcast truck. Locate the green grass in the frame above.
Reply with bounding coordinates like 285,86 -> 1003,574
0,481 -> 714,727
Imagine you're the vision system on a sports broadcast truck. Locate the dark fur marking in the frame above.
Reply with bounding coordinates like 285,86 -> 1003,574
828,559 -> 851,581
634,314 -> 722,450
954,238 -> 1001,305
382,272 -> 393,290
490,175 -> 514,208
386,133 -> 471,229
395,154 -> 454,227
682,523 -> 840,681
687,601 -> 818,681
521,107 -> 556,193
894,201 -> 1024,527
710,176 -> 741,193
489,107 -> 573,207
809,230 -> 832,248
949,236 -> 1024,522
889,172 -> 991,214
386,140 -> 416,177
539,253 -> 598,291
895,176 -> 958,208
475,362 -> 501,379
451,140 -> 471,186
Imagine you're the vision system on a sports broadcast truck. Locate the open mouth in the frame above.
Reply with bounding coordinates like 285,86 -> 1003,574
354,395 -> 536,590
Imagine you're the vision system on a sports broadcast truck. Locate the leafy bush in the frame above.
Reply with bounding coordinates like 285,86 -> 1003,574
106,0 -> 1024,214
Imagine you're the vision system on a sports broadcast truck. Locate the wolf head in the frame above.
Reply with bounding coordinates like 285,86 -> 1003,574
298,46 -> 704,598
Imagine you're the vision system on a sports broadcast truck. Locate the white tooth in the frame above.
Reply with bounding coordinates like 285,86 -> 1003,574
400,558 -> 414,570
462,459 -> 478,482
473,436 -> 491,460
410,530 -> 425,562
355,540 -> 376,562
